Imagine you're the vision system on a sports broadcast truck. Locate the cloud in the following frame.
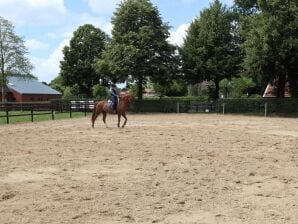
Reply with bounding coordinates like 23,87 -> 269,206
30,38 -> 70,83
25,39 -> 49,50
168,23 -> 190,46
84,0 -> 121,15
0,0 -> 68,26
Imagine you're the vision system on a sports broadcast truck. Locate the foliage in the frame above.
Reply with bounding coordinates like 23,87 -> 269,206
187,82 -> 209,97
126,83 -> 139,98
92,84 -> 109,100
219,79 -> 232,98
0,16 -> 34,102
218,98 -> 298,115
62,84 -> 86,100
97,0 -> 177,100
130,97 -> 298,115
181,0 -> 239,100
239,0 -> 298,97
234,0 -> 258,14
153,80 -> 188,97
50,75 -> 65,93
62,87 -> 74,100
60,24 -> 108,98
231,76 -> 256,98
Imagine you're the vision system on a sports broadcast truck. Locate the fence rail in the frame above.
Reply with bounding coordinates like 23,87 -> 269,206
0,101 -> 95,124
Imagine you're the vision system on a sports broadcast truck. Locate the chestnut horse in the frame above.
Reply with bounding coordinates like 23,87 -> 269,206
91,94 -> 134,128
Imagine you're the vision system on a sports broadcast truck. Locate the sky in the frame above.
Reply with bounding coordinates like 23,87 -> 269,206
0,0 -> 233,83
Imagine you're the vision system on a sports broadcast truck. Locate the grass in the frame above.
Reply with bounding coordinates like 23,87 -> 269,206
0,111 -> 91,125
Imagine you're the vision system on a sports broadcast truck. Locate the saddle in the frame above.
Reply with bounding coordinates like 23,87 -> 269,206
107,99 -> 114,109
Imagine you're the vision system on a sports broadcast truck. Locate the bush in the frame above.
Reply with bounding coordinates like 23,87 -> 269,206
217,98 -> 298,115
128,97 -> 298,116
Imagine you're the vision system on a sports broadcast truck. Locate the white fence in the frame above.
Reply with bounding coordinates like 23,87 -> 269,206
70,100 -> 95,110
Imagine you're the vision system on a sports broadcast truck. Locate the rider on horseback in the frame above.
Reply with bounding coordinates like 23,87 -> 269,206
110,84 -> 119,113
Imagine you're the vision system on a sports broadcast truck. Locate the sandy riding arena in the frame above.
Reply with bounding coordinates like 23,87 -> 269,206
0,114 -> 297,224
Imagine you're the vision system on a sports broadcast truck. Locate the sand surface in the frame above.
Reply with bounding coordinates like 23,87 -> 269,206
0,114 -> 297,224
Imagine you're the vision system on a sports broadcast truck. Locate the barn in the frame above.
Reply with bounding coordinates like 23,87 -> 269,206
1,76 -> 62,102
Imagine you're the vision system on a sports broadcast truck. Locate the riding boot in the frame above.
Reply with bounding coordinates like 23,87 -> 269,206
114,104 -> 117,114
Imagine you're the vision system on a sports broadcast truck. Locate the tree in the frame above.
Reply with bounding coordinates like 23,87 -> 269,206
60,24 -> 108,98
237,0 -> 298,97
97,0 -> 176,100
234,0 -> 258,14
181,0 -> 239,100
153,80 -> 187,97
231,76 -> 256,98
92,84 -> 109,100
0,16 -> 33,102
50,75 -> 65,93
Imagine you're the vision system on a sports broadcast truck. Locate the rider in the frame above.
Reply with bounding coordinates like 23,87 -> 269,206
110,84 -> 119,113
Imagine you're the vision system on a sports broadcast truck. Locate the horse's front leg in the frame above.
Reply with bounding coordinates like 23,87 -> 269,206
121,113 -> 127,128
117,113 -> 121,128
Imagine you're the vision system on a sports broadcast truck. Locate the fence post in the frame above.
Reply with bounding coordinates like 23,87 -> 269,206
31,107 -> 34,122
70,103 -> 72,118
177,102 -> 180,113
264,103 -> 267,118
52,104 -> 55,120
84,102 -> 87,116
222,103 -> 225,115
6,107 -> 9,124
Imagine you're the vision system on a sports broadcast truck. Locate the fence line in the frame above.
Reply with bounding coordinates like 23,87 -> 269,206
1,99 -> 297,124
0,101 -> 95,124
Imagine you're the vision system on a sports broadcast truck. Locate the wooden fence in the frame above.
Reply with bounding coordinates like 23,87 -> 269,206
0,101 -> 95,124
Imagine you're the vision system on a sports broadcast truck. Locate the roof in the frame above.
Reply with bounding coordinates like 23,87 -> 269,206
7,77 -> 62,95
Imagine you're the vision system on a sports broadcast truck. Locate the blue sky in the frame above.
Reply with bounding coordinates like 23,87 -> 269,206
0,0 -> 233,83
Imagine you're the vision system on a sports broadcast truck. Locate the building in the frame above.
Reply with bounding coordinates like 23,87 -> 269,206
263,80 -> 291,98
1,77 -> 62,102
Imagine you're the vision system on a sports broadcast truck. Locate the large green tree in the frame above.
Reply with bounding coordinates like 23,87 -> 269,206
0,16 -> 33,102
96,0 -> 176,100
181,0 -> 239,100
236,0 -> 298,97
60,24 -> 108,98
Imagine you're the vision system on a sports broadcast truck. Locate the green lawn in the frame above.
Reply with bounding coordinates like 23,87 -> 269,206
0,111 -> 91,125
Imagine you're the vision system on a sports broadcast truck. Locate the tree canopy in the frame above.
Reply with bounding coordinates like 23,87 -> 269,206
60,24 -> 108,98
0,16 -> 34,102
95,0 -> 176,99
181,0 -> 239,99
239,0 -> 298,97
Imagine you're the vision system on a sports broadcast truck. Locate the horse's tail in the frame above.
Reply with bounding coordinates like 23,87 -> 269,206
91,101 -> 100,128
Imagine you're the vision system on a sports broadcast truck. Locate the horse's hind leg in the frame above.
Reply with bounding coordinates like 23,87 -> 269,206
91,109 -> 99,128
121,113 -> 127,128
102,112 -> 108,128
117,113 -> 121,128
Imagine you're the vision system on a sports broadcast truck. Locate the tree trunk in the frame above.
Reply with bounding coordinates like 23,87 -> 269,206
137,78 -> 143,100
276,73 -> 286,98
1,73 -> 6,103
214,79 -> 220,100
1,85 -> 5,103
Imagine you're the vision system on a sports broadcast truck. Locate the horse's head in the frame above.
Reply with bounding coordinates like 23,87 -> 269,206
121,94 -> 135,105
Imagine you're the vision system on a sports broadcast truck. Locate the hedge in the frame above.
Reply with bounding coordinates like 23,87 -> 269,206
217,98 -> 298,115
128,97 -> 298,116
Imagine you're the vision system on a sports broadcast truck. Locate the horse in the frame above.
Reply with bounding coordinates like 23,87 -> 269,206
91,94 -> 134,128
